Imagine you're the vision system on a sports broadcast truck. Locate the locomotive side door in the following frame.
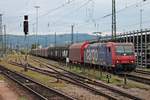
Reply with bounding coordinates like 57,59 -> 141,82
106,46 -> 112,65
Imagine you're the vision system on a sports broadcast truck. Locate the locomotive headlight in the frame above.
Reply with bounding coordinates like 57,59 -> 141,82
130,60 -> 134,63
116,60 -> 119,63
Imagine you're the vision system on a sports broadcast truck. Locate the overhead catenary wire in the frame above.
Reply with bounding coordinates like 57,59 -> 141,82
49,0 -> 92,27
5,0 -> 150,35
5,0 -> 76,25
74,1 -> 142,31
55,0 -> 94,30
75,0 -> 150,33
35,0 -> 93,34
29,0 -> 86,31
118,18 -> 150,32
33,0 -> 76,20
5,0 -> 78,34
94,0 -> 149,20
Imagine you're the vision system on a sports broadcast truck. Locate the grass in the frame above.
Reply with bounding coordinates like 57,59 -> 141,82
125,81 -> 149,90
2,54 -> 149,90
0,56 -> 66,89
64,64 -> 149,89
19,96 -> 28,100
0,74 -> 5,80
27,55 -> 150,89
23,70 -> 65,88
28,58 -> 45,68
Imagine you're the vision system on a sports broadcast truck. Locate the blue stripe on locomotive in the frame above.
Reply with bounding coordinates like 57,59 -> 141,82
84,43 -> 112,66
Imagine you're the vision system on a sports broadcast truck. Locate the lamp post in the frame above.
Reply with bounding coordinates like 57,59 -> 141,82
35,6 -> 40,56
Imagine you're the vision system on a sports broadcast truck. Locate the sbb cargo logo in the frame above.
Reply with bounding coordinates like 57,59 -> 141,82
85,49 -> 98,64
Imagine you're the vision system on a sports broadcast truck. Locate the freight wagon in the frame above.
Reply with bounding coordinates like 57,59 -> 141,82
47,46 -> 68,60
69,41 -> 89,63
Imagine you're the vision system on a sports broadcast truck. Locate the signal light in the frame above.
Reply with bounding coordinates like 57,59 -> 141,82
24,21 -> 28,35
23,15 -> 29,35
24,15 -> 28,20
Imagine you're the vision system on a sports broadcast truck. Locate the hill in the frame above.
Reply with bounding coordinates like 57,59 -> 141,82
5,33 -> 97,49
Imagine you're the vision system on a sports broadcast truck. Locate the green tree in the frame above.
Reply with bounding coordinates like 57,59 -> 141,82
31,44 -> 36,49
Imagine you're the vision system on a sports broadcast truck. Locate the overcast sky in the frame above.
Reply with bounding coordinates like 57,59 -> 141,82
0,0 -> 150,35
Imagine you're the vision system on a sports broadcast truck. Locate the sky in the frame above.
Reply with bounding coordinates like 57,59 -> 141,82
0,0 -> 150,35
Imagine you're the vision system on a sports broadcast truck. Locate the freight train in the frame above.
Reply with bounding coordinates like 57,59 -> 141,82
30,42 -> 136,73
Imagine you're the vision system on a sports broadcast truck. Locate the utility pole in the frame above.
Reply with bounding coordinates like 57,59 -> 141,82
0,14 -> 3,57
76,31 -> 78,43
54,32 -> 56,47
3,25 -> 6,56
35,6 -> 40,54
112,0 -> 116,41
32,23 -> 35,34
140,8 -> 143,67
45,37 -> 47,47
71,25 -> 74,44
139,0 -> 147,67
140,9 -> 143,30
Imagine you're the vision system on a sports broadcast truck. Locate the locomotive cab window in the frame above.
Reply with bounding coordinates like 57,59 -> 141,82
115,45 -> 134,55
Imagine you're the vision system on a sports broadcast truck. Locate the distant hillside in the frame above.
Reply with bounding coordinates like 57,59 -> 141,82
5,33 -> 97,49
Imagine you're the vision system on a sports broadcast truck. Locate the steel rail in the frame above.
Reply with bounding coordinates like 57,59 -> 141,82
30,56 -> 143,100
135,69 -> 150,75
0,65 -> 76,100
125,73 -> 150,85
9,60 -> 119,100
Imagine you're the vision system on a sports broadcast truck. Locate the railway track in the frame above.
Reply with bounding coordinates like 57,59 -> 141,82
115,69 -> 150,85
119,69 -> 150,85
32,56 -> 150,86
9,60 -> 117,100
27,56 -> 143,100
0,65 -> 75,100
135,69 -> 150,75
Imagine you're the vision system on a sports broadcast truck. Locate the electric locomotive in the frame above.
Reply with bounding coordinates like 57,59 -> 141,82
84,42 -> 136,72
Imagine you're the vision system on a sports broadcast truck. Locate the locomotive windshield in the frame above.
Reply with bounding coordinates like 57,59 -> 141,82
115,45 -> 134,55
